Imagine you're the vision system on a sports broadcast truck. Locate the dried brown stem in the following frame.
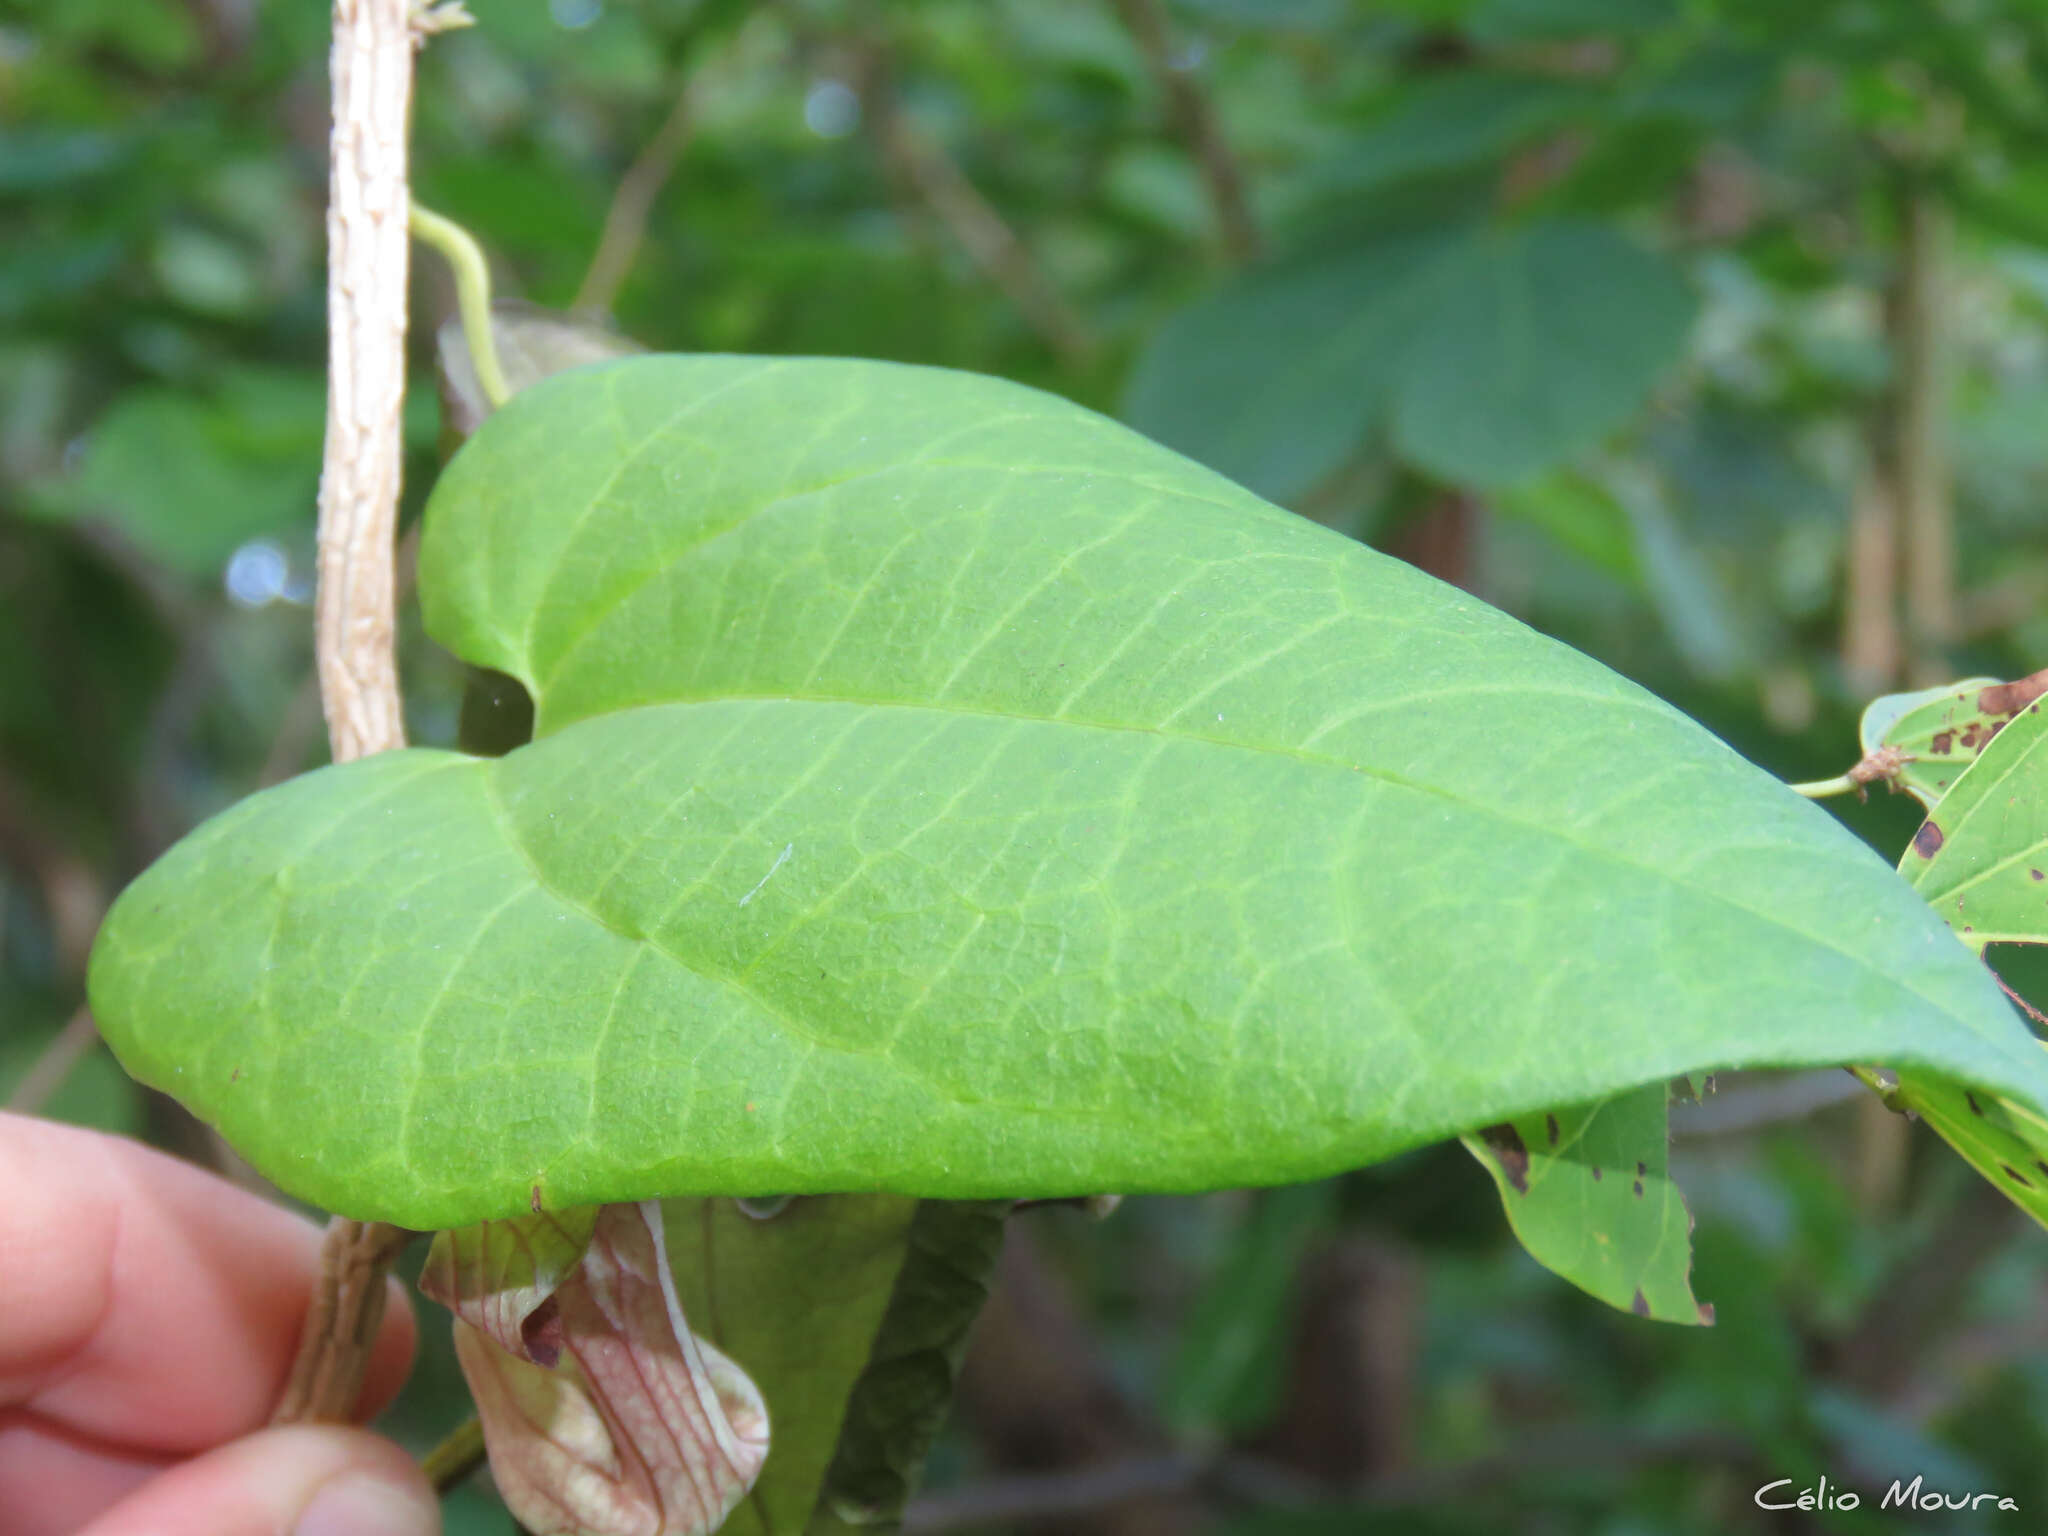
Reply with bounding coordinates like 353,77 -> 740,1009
271,1219 -> 415,1424
1110,0 -> 1261,265
574,76 -> 702,315
274,0 -> 418,1427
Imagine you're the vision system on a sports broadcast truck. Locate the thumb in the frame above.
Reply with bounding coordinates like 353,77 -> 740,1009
77,1425 -> 438,1536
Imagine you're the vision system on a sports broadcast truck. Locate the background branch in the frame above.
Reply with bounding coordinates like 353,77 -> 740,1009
1110,0 -> 1261,265
854,46 -> 1096,368
575,75 -> 703,315
5,1006 -> 102,1116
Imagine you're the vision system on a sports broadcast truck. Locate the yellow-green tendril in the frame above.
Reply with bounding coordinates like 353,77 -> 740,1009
409,201 -> 509,409
1787,774 -> 1860,800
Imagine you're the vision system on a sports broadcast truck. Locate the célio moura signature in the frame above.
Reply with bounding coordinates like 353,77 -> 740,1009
1755,1475 -> 2018,1514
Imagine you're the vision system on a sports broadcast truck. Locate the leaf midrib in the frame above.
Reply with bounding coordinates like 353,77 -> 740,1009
515,690 -> 2015,1065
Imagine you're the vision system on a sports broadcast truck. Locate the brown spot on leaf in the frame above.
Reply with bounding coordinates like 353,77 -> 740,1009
1632,1179 -> 1645,1197
1631,1289 -> 1650,1317
530,1184 -> 544,1212
1590,1165 -> 1602,1181
1912,821 -> 1945,858
1636,1160 -> 1647,1178
229,1067 -> 240,1083
1977,667 -> 2048,717
1931,730 -> 1955,755
1697,1302 -> 1716,1326
2002,1164 -> 2032,1187
1479,1123 -> 1529,1193
1546,1113 -> 1560,1146
2032,869 -> 2043,882
1966,1091 -> 1984,1117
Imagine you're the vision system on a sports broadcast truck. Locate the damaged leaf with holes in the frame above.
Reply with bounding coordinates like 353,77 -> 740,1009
1873,695 -> 2048,1228
1856,667 -> 2048,808
1902,692 -> 2048,952
1464,1082 -> 1712,1326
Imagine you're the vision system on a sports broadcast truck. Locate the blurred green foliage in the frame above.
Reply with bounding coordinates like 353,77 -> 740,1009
6,0 -> 2048,1530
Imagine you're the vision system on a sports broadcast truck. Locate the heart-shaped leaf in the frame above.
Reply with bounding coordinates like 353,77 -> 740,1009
88,356 -> 2048,1234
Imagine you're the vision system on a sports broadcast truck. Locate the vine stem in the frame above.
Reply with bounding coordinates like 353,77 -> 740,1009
422,1413 -> 488,1492
411,201 -> 510,408
1787,773 -> 1860,799
274,0 -> 418,1427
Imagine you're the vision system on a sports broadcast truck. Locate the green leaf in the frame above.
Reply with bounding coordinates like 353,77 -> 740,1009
1121,229 -> 1454,502
90,356 -> 2048,1237
46,381 -> 322,576
1900,685 -> 2048,951
1389,222 -> 1696,489
1489,470 -> 1641,583
810,1200 -> 1010,1532
1124,221 -> 1694,498
1165,1182 -> 1336,1432
1463,1085 -> 1712,1326
1318,73 -> 1605,198
1875,693 -> 2048,1232
1860,670 -> 2045,810
1862,1067 -> 2048,1232
661,1195 -> 924,1536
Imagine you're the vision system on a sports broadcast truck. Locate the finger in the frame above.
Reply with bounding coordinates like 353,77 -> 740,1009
0,1113 -> 417,1453
74,1424 -> 437,1536
0,1411 -> 168,1536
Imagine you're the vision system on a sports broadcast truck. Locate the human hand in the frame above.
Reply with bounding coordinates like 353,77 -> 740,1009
0,1113 -> 436,1536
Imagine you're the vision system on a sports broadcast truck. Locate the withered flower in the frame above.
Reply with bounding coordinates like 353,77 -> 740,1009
422,1200 -> 770,1536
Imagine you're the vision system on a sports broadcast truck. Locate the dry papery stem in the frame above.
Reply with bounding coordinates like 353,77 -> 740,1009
274,0 -> 418,1426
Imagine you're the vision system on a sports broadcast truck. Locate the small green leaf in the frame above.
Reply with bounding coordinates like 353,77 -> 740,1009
1901,688 -> 2048,950
1861,670 -> 2045,810
1463,1084 -> 1711,1326
1166,1183 -> 1336,1433
1863,1067 -> 2048,1233
1877,692 -> 2048,1232
1390,222 -> 1696,489
1490,470 -> 1641,583
1121,229 -> 1453,502
1124,221 -> 1695,498
811,1200 -> 1010,1533
1318,73 -> 1606,197
662,1196 -> 924,1536
48,381 -> 323,575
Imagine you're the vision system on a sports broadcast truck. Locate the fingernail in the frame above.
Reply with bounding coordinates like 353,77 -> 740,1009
295,1472 -> 437,1536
